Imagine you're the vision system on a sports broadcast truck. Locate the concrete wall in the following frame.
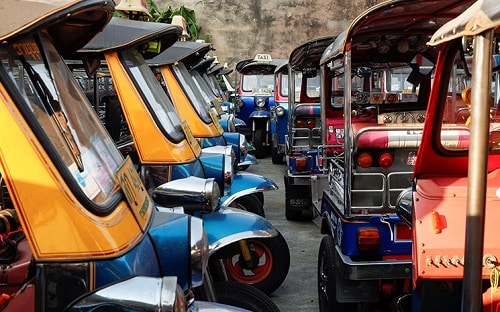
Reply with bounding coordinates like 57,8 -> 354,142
156,0 -> 384,70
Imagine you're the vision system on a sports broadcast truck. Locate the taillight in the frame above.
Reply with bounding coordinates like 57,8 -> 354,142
378,151 -> 393,168
295,119 -> 305,128
306,119 -> 315,129
295,156 -> 308,171
356,152 -> 373,168
357,227 -> 380,252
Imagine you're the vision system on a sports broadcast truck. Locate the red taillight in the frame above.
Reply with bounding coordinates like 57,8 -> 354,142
378,152 -> 393,168
357,228 -> 380,252
295,119 -> 305,127
295,157 -> 308,171
356,152 -> 373,168
306,119 -> 315,129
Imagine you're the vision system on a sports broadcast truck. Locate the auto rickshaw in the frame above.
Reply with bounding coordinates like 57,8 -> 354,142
269,60 -> 289,165
315,1 -> 475,311
235,54 -> 287,159
0,0 -> 249,311
71,18 -> 289,297
393,0 -> 500,310
281,36 -> 335,220
147,40 -> 275,214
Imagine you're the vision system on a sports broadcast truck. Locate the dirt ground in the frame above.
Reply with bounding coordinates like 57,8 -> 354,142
245,157 -> 323,311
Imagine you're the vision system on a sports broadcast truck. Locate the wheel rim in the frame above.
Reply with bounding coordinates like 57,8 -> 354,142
225,240 -> 273,284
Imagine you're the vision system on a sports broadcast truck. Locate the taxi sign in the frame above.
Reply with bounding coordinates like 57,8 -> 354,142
254,53 -> 272,62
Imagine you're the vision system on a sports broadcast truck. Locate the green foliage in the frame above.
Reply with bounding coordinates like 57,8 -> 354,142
146,0 -> 205,41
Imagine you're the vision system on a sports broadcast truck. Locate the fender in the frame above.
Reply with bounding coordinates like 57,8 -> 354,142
201,207 -> 278,254
239,153 -> 258,167
249,110 -> 271,119
220,171 -> 278,207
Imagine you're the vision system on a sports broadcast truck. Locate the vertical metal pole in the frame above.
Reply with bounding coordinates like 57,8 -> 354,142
344,49 -> 352,217
461,29 -> 493,312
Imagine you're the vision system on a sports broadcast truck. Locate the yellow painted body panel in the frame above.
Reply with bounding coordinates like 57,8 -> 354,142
0,85 -> 145,261
161,66 -> 223,138
105,52 -> 200,164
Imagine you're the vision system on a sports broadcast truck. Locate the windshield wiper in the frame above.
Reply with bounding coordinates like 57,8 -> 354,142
20,56 -> 84,172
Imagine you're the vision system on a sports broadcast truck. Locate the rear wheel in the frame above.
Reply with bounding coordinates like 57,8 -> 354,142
318,235 -> 357,312
214,281 -> 280,312
254,129 -> 267,159
271,146 -> 284,164
210,232 -> 290,295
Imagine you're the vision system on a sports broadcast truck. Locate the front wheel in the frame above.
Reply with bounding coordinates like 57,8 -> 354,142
214,281 -> 280,312
231,193 -> 265,217
318,235 -> 357,312
210,232 -> 290,295
253,129 -> 267,159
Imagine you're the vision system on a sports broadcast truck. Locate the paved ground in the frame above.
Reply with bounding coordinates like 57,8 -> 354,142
245,157 -> 323,312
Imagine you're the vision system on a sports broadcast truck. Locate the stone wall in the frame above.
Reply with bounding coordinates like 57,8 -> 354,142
156,0 -> 384,71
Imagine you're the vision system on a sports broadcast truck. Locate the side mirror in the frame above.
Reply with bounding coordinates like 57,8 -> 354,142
395,188 -> 413,229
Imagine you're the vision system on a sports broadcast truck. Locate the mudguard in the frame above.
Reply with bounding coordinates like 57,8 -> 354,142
201,207 -> 278,254
220,171 -> 278,207
249,110 -> 271,119
239,153 -> 258,167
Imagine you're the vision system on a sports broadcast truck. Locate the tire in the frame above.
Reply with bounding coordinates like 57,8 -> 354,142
254,129 -> 267,159
214,281 -> 281,312
318,235 -> 357,312
238,164 -> 250,171
231,193 -> 265,217
271,146 -> 284,164
285,208 -> 304,221
210,232 -> 290,295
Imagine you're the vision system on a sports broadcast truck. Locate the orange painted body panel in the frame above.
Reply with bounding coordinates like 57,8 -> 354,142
161,66 -> 223,138
106,52 -> 200,164
413,170 -> 500,280
0,85 -> 145,261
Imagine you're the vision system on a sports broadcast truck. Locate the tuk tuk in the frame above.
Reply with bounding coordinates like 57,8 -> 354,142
0,0 -> 248,311
147,41 -> 276,214
282,36 -> 336,220
393,0 -> 500,310
72,18 -> 289,298
235,54 -> 287,159
315,1 -> 475,310
269,60 -> 288,164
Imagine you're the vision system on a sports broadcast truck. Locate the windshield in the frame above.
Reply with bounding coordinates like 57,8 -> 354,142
242,74 -> 274,93
439,43 -> 500,152
171,62 -> 213,124
1,34 -> 123,211
119,49 -> 185,143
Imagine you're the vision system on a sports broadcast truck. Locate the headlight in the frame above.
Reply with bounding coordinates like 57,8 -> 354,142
239,134 -> 249,159
275,105 -> 285,117
227,114 -> 236,132
152,176 -> 221,214
236,98 -> 244,108
201,146 -> 235,191
190,217 -> 209,288
256,97 -> 266,108
66,276 -> 187,312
